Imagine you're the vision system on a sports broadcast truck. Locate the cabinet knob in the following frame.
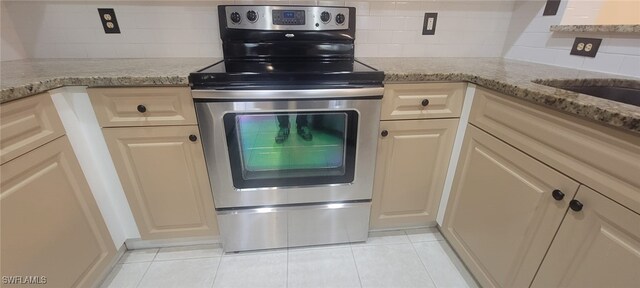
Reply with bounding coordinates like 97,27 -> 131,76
137,104 -> 147,113
381,130 -> 389,137
569,199 -> 583,212
421,99 -> 430,107
552,189 -> 565,201
189,134 -> 198,142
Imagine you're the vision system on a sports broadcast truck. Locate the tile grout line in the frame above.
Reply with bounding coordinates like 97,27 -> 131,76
133,248 -> 159,288
209,254 -> 223,288
348,243 -> 365,288
406,230 -> 439,288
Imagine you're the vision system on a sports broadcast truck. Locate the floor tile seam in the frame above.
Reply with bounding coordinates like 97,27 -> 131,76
209,254 -> 223,288
409,240 -> 439,288
348,244 -> 365,288
150,248 -> 160,262
153,256 -> 222,263
133,261 -> 154,288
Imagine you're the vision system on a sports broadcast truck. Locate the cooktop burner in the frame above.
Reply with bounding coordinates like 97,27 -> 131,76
189,59 -> 384,89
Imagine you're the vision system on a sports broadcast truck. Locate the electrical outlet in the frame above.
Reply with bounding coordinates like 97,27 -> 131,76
570,37 -> 602,57
98,8 -> 120,34
422,13 -> 438,35
543,0 -> 561,16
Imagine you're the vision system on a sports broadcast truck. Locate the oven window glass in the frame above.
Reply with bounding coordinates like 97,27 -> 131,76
223,111 -> 358,189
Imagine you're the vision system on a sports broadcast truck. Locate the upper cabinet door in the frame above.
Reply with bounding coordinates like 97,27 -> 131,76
442,125 -> 580,288
531,185 -> 640,288
0,93 -> 65,164
88,87 -> 197,127
103,125 -> 218,239
1,136 -> 115,288
370,118 -> 458,229
381,83 -> 465,120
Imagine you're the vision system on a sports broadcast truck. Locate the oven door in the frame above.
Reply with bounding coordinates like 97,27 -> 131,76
194,88 -> 381,209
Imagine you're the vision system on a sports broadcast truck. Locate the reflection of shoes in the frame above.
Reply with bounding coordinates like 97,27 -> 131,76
297,126 -> 312,141
275,127 -> 289,144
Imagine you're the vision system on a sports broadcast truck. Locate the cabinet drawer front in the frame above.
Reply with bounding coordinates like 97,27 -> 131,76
370,118 -> 458,229
103,125 -> 218,239
532,186 -> 640,288
469,88 -> 640,214
88,87 -> 197,127
1,136 -> 115,287
381,83 -> 465,120
442,126 -> 579,288
0,93 -> 65,164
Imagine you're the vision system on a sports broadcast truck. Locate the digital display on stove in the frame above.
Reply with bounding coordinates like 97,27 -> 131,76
273,10 -> 305,25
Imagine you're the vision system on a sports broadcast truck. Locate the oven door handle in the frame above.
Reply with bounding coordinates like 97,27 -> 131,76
191,87 -> 384,100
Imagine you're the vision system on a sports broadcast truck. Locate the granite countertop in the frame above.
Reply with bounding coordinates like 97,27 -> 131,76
1,57 -> 639,133
549,24 -> 640,33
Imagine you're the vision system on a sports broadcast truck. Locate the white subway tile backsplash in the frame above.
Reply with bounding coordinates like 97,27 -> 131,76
369,2 -> 395,16
345,1 -> 370,16
3,0 -> 637,78
618,56 -> 640,78
356,15 -> 381,30
582,53 -> 625,75
394,1 -> 424,17
378,44 -> 403,57
355,43 -> 378,57
378,16 -> 405,31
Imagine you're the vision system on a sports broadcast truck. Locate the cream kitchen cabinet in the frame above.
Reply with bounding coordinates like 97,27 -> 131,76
531,185 -> 640,288
88,87 -> 219,240
370,83 -> 464,229
442,87 -> 640,287
442,125 -> 579,288
1,94 -> 115,288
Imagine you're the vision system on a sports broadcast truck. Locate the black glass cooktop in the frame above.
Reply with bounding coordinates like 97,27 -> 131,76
189,59 -> 384,89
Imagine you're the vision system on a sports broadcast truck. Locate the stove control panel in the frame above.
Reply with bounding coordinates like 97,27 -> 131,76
224,6 -> 350,31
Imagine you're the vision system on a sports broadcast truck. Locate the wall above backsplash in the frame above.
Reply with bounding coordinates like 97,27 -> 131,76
1,0 -> 515,60
503,1 -> 640,77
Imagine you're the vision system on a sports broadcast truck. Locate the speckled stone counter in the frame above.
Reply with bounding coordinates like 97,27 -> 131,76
0,58 -> 219,103
2,57 -> 639,133
550,24 -> 640,33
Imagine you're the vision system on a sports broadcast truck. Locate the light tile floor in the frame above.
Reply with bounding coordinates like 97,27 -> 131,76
101,228 -> 478,288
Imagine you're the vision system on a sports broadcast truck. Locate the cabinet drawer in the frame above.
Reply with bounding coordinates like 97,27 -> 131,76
88,87 -> 197,127
469,87 -> 640,213
381,83 -> 465,120
0,93 -> 65,164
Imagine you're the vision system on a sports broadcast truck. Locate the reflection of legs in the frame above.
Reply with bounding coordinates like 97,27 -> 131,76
275,115 -> 290,144
296,115 -> 312,141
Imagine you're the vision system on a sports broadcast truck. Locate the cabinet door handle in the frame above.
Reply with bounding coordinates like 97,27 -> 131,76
189,134 -> 198,142
137,104 -> 147,113
569,199 -> 583,212
381,130 -> 389,137
552,189 -> 565,201
421,99 -> 430,107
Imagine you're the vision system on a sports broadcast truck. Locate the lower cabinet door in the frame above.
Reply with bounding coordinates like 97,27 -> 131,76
531,185 -> 640,288
441,125 -> 580,288
1,136 -> 115,288
103,125 -> 218,239
370,118 -> 458,229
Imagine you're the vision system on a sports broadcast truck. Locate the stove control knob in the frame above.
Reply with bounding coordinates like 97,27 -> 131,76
230,12 -> 241,24
335,13 -> 345,25
246,10 -> 258,22
320,11 -> 331,23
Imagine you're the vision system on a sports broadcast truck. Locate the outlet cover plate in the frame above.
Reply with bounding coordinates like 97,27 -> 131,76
98,8 -> 120,34
422,13 -> 438,35
570,37 -> 602,57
